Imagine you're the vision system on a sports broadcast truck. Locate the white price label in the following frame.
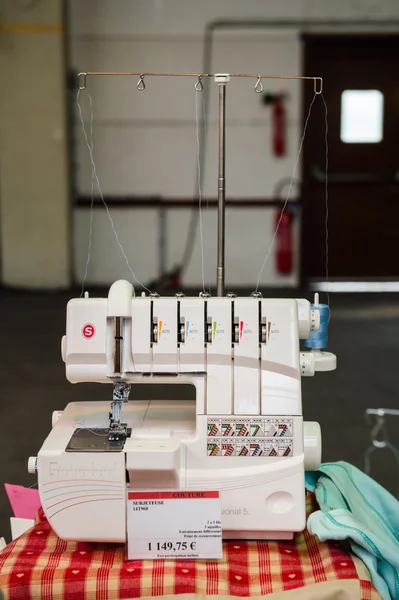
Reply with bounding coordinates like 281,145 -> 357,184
126,491 -> 222,560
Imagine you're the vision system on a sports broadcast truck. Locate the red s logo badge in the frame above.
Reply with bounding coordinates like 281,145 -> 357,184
82,324 -> 95,339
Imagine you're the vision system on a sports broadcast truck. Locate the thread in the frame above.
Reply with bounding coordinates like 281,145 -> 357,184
195,89 -> 206,293
364,442 -> 399,499
75,422 -> 109,437
305,303 -> 329,349
255,93 -> 317,292
321,93 -> 330,321
76,89 -> 151,294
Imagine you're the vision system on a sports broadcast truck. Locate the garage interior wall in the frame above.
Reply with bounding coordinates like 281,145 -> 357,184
0,0 -> 70,289
2,1 -> 399,290
69,0 -> 399,291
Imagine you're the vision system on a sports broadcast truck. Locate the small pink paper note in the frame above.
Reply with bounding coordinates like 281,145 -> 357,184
5,484 -> 41,519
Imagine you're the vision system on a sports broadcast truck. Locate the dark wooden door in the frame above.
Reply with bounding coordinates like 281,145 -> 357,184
301,35 -> 399,282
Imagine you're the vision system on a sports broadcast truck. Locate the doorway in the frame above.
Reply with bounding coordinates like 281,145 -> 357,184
301,35 -> 399,285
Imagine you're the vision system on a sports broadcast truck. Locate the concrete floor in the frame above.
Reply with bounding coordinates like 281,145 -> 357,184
1,288 -> 399,541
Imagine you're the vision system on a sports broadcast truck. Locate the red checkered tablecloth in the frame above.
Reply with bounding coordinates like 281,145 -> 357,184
0,494 -> 380,599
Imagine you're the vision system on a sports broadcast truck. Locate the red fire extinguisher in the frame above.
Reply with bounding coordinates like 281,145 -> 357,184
276,208 -> 293,275
272,95 -> 286,157
262,92 -> 287,157
262,93 -> 292,274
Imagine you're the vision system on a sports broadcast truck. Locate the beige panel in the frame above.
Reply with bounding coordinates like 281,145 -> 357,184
69,0 -> 304,37
73,208 -> 159,287
0,0 -> 70,288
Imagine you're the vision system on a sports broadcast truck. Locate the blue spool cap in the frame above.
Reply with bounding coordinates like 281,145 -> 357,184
304,303 -> 329,349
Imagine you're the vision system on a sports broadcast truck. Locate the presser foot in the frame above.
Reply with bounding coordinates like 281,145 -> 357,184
108,421 -> 129,443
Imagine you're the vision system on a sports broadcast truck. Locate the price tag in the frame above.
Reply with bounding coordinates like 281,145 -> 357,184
126,490 -> 222,560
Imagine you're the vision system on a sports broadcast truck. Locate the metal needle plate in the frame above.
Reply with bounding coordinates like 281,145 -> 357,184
66,427 -> 132,452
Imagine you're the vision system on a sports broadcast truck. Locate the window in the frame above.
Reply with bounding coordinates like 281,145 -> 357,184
340,90 -> 384,143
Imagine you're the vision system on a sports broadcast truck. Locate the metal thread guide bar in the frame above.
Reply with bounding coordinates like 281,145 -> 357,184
77,71 -> 323,94
77,71 -> 323,296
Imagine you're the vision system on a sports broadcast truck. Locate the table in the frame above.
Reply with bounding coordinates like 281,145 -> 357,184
0,494 -> 380,599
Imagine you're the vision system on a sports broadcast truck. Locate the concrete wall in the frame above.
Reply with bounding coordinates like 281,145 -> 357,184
4,1 -> 398,290
0,0 -> 70,289
68,0 -> 399,291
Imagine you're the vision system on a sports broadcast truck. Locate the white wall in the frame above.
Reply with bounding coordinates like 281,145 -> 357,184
69,0 -> 399,290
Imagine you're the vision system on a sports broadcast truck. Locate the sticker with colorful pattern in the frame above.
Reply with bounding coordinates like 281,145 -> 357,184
278,420 -> 293,437
235,441 -> 250,457
206,418 -> 294,457
264,419 -> 279,437
235,420 -> 251,437
207,441 -> 221,456
221,439 -> 235,456
250,419 -> 265,437
221,421 -> 235,436
278,439 -> 293,457
263,440 -> 279,457
207,419 -> 221,437
249,439 -> 264,456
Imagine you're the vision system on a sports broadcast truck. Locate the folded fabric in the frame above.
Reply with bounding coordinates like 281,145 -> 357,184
305,461 -> 399,600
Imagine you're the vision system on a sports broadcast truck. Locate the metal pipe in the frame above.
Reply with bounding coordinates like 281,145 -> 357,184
217,83 -> 226,297
158,206 -> 166,280
206,18 -> 399,31
366,408 -> 399,417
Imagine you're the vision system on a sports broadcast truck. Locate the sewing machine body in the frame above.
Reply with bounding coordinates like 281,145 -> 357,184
31,281 -> 335,543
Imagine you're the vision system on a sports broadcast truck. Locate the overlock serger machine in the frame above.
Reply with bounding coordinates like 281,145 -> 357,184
27,72 -> 336,544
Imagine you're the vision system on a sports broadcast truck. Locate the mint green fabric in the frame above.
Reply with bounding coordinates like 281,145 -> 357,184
305,461 -> 399,600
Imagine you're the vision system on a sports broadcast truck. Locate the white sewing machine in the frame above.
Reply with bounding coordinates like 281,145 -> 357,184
28,280 -> 336,543
27,69 -> 335,544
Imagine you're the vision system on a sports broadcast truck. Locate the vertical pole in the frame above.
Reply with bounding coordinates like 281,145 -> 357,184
158,205 -> 166,281
216,75 -> 229,296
